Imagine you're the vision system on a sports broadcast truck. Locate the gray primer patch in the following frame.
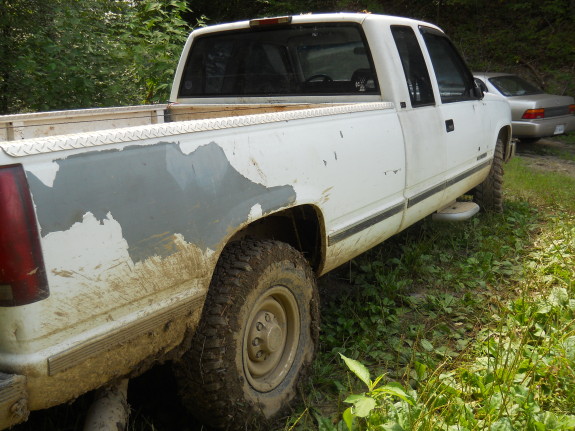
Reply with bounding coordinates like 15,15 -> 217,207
27,142 -> 296,262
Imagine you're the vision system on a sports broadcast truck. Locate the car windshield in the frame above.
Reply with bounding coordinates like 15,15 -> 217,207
488,75 -> 543,97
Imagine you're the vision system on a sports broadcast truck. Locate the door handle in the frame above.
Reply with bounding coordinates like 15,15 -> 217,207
445,119 -> 454,132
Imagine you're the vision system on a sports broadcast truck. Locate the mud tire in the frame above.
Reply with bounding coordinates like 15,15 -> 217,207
475,137 -> 504,213
174,239 -> 319,430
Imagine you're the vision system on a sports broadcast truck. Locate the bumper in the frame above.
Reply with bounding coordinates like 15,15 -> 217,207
0,373 -> 28,430
512,115 -> 575,139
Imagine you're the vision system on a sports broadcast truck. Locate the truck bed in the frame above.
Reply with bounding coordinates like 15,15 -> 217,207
0,103 -> 326,142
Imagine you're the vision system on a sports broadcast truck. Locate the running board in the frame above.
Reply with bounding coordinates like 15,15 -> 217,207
432,201 -> 480,222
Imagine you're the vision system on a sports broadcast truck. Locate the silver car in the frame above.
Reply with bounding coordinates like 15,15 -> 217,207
474,72 -> 575,142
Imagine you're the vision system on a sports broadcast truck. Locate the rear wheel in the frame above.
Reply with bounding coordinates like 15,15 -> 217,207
174,239 -> 319,430
475,137 -> 504,213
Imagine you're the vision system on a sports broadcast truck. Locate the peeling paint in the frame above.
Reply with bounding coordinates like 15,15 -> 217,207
248,203 -> 263,222
27,141 -> 296,263
42,212 -> 131,288
383,168 -> 402,175
24,161 -> 60,187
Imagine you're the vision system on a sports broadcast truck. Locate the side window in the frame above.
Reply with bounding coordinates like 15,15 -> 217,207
391,26 -> 435,107
420,27 -> 476,103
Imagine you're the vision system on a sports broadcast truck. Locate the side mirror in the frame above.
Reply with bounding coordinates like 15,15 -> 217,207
472,85 -> 484,100
473,78 -> 488,98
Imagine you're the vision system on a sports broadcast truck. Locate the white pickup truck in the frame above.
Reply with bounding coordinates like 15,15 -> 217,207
0,13 -> 512,430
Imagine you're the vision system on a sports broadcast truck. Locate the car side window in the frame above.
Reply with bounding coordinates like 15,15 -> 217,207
391,25 -> 435,107
420,27 -> 476,103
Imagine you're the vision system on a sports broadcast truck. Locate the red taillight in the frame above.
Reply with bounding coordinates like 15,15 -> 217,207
569,104 -> 575,115
521,108 -> 545,119
0,164 -> 49,306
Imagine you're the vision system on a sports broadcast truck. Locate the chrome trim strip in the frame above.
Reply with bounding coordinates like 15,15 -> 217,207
446,160 -> 491,188
409,160 -> 492,208
328,159 -> 493,245
328,202 -> 404,245
408,182 -> 446,208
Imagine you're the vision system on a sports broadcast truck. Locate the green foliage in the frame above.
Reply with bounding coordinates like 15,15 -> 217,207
338,354 -> 414,431
505,157 -> 575,213
120,0 -> 203,104
1,0 -> 131,112
0,0 -> 197,114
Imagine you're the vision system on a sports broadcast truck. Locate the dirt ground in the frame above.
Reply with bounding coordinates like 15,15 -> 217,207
516,137 -> 575,178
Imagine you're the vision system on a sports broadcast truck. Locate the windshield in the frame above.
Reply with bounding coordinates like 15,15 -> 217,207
489,75 -> 543,97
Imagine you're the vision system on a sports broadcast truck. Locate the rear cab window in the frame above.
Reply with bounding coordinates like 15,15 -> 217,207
178,23 -> 379,98
391,25 -> 435,107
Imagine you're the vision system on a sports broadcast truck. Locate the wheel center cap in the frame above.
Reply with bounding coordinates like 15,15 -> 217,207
248,311 -> 285,361
266,325 -> 282,352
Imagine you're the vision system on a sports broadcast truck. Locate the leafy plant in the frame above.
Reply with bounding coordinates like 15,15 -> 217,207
341,354 -> 412,420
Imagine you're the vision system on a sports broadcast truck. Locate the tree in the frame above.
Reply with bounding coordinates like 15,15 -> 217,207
120,0 -> 200,104
0,0 -> 196,114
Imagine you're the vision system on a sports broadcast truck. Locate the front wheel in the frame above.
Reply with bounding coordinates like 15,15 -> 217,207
475,137 -> 504,213
174,239 -> 319,430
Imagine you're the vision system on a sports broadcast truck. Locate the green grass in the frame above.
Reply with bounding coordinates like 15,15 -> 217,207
284,158 -> 575,430
505,157 -> 575,212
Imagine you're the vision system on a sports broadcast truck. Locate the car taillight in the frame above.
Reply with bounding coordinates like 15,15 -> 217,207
569,104 -> 575,115
0,164 -> 49,306
521,108 -> 545,119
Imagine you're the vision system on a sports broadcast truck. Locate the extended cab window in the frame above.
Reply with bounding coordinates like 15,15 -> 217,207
420,27 -> 477,103
178,23 -> 379,97
391,25 -> 435,107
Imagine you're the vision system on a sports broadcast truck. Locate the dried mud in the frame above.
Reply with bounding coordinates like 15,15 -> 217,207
516,138 -> 575,178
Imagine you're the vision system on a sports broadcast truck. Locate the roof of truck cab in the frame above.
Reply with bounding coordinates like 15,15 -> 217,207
189,13 -> 444,37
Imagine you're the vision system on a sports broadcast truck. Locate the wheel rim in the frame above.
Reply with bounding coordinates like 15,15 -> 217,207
243,285 -> 300,392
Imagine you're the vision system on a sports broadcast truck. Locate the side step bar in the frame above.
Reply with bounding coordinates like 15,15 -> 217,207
433,201 -> 480,222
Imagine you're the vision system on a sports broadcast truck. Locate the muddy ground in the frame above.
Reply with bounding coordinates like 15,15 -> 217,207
517,137 -> 575,178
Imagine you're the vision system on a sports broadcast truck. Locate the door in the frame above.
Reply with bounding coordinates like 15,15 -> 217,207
391,25 -> 447,227
420,27 -> 489,191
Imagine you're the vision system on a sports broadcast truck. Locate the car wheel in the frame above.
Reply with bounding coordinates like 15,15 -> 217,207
475,136 -> 504,212
174,239 -> 319,430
